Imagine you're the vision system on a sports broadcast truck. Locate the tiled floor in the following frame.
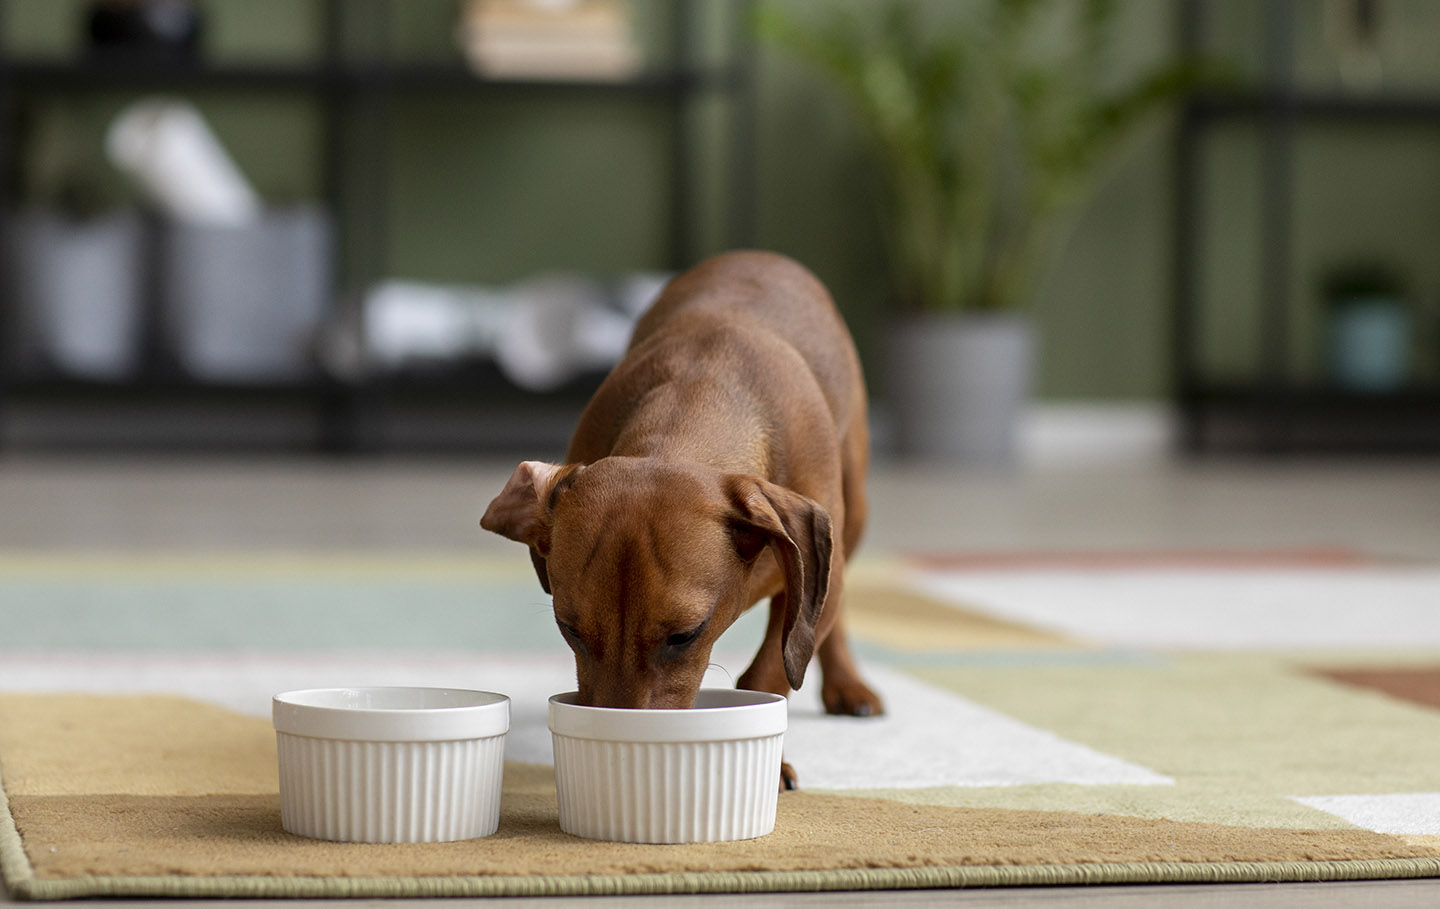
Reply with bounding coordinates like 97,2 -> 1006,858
3,452 -> 1439,906
2,453 -> 1438,559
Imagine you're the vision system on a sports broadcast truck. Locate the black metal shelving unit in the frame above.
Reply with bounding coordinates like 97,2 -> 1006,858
1172,0 -> 1440,454
0,0 -> 756,453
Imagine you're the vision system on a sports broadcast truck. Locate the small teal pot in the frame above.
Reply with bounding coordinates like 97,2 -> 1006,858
1327,295 -> 1410,392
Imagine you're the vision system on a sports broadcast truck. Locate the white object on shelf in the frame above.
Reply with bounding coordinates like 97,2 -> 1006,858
363,271 -> 671,391
106,98 -> 262,227
364,281 -> 511,370
273,687 -> 510,843
549,688 -> 786,843
457,0 -> 641,81
494,273 -> 624,391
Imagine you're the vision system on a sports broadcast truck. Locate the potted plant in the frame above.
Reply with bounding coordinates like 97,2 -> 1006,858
759,0 -> 1202,461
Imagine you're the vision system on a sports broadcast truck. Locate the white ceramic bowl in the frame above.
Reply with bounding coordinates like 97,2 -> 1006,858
273,687 -> 509,843
549,688 -> 787,844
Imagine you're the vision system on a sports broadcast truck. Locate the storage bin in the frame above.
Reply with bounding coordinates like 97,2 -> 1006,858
159,206 -> 331,382
5,209 -> 146,379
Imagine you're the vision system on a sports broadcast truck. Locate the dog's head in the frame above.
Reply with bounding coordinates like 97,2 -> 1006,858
480,457 -> 832,708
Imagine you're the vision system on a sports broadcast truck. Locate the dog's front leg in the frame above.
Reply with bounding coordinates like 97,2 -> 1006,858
817,595 -> 884,717
736,591 -> 799,791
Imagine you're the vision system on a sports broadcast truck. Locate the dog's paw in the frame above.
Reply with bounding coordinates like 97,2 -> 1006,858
780,761 -> 798,792
822,678 -> 885,717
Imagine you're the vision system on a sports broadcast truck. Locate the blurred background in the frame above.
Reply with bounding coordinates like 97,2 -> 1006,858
0,0 -> 1437,461
3,11 -> 1439,908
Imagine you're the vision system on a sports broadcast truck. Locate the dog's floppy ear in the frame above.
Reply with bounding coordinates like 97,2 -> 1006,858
481,461 -> 580,593
726,476 -> 833,691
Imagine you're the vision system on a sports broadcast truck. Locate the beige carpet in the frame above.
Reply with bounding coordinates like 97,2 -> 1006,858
4,693 -> 1440,900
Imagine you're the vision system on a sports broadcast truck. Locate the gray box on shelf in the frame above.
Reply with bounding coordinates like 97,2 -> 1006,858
159,206 -> 332,383
4,209 -> 146,379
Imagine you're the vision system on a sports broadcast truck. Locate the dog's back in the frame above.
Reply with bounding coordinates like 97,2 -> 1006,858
628,250 -> 865,436
567,250 -> 868,558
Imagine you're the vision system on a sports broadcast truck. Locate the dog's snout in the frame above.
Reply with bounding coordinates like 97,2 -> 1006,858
580,677 -> 695,710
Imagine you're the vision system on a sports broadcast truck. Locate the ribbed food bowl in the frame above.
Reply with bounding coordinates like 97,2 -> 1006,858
273,687 -> 509,843
549,688 -> 787,843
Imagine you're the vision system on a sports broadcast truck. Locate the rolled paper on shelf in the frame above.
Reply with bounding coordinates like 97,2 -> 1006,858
105,98 -> 262,226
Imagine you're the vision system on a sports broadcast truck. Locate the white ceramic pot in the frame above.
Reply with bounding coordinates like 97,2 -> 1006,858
549,688 -> 787,844
273,687 -> 509,843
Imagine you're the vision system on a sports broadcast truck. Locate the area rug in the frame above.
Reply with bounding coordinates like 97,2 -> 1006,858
4,550 -> 1440,899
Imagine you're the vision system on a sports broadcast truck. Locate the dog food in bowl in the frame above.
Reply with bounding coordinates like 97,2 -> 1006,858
273,687 -> 509,843
549,688 -> 787,843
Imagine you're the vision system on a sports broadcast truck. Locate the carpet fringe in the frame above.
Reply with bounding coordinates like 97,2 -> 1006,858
7,858 -> 1440,901
0,770 -> 38,900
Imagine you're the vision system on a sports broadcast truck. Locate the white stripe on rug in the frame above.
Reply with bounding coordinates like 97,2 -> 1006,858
1290,793 -> 1440,835
908,568 -> 1440,650
0,652 -> 1169,790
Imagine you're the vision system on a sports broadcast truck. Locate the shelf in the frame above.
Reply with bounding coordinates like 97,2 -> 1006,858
1173,0 -> 1440,455
366,360 -> 605,401
1183,382 -> 1440,408
379,62 -> 738,96
1190,89 -> 1440,124
2,361 -> 607,404
0,0 -> 756,454
1179,383 -> 1440,453
2,374 -> 340,401
0,58 -> 340,91
0,57 -> 739,97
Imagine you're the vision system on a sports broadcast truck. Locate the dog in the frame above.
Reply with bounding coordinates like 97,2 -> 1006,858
481,250 -> 881,788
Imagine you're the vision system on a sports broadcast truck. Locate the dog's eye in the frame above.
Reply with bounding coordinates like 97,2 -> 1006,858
557,621 -> 583,644
731,525 -> 768,562
666,619 -> 708,649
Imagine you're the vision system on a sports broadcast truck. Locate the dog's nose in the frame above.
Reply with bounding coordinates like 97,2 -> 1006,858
583,682 -> 652,710
585,683 -> 697,710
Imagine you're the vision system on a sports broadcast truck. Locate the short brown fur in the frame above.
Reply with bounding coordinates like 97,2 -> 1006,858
481,251 -> 881,787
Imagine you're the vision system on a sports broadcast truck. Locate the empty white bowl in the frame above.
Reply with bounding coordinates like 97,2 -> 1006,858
273,687 -> 509,843
549,688 -> 787,843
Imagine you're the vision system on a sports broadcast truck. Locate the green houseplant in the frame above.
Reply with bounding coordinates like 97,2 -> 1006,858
759,0 -> 1201,460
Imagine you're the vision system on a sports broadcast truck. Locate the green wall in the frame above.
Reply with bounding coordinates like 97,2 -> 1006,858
7,0 -> 1440,400
754,0 -> 1181,400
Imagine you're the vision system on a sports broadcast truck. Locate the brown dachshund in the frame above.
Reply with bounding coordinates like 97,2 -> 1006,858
481,250 -> 881,788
